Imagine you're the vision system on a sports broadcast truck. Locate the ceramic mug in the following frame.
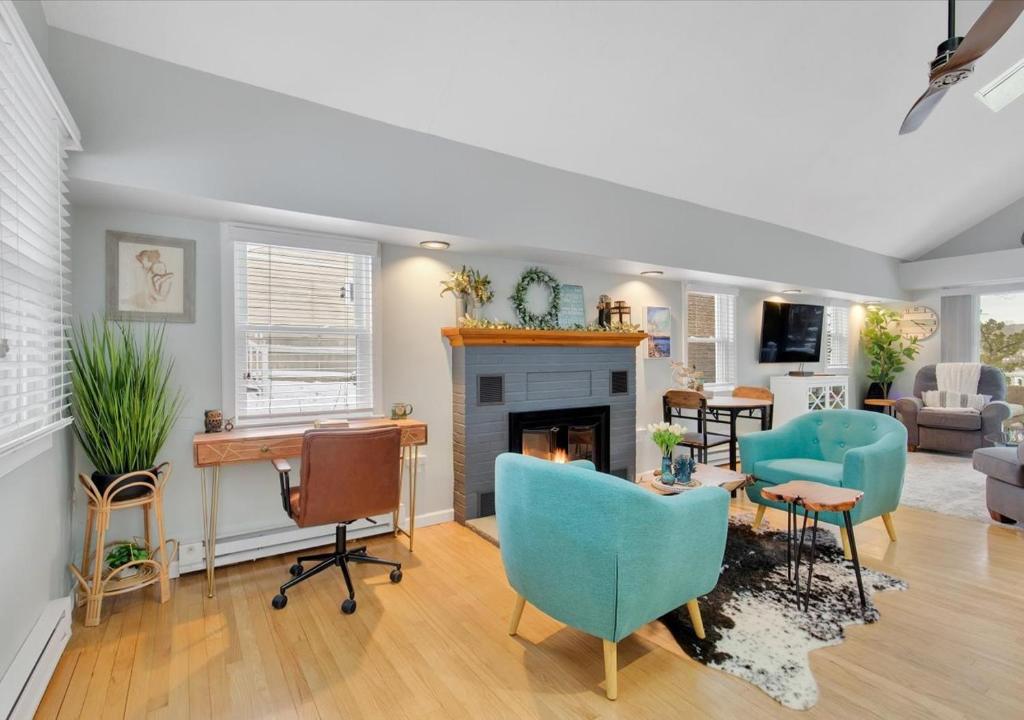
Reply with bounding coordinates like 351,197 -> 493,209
391,402 -> 414,419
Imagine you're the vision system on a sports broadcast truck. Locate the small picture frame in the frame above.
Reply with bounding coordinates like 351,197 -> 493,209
106,230 -> 196,323
558,284 -> 586,328
645,306 -> 671,359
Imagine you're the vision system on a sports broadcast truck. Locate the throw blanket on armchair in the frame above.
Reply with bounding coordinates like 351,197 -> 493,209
936,362 -> 981,395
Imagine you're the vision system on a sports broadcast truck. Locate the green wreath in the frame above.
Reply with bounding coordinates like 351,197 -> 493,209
510,267 -> 561,327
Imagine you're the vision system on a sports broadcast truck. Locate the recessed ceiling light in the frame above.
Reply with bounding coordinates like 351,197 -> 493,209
418,240 -> 450,250
782,289 -> 802,295
976,56 -> 1024,112
640,270 -> 664,277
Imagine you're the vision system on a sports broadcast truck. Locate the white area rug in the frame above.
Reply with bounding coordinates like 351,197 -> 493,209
901,450 -> 998,525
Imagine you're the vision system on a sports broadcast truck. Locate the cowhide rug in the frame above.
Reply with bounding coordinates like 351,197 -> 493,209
660,520 -> 907,710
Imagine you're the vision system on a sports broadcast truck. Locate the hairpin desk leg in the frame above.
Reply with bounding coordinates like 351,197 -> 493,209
201,465 -> 221,598
397,445 -> 420,552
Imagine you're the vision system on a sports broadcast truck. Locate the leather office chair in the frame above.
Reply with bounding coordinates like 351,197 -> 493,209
270,426 -> 404,615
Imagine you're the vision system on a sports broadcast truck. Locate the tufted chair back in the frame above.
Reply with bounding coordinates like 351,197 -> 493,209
792,409 -> 902,464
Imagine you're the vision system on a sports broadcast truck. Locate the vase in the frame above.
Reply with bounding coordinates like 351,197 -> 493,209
660,454 -> 675,485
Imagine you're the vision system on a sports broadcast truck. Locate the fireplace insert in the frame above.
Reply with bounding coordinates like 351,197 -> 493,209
508,405 -> 611,472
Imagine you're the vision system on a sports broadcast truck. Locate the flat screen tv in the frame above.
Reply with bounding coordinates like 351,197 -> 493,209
759,302 -> 824,363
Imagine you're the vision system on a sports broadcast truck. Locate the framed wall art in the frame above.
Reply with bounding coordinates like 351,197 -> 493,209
106,230 -> 196,323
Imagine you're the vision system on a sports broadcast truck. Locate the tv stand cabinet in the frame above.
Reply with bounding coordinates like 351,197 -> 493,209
769,375 -> 849,427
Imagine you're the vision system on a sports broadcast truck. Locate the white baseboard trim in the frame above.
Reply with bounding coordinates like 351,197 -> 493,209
0,595 -> 72,720
176,506 -> 454,575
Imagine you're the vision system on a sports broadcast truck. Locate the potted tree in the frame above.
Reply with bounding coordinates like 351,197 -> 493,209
861,306 -> 920,400
69,319 -> 183,500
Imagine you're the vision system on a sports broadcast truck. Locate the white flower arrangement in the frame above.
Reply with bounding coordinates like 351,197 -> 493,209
648,422 -> 685,457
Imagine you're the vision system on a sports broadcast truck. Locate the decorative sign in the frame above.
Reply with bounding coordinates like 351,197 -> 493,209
558,284 -> 586,327
900,305 -> 938,341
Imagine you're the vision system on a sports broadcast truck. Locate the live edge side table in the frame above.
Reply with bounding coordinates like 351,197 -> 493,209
68,463 -> 175,626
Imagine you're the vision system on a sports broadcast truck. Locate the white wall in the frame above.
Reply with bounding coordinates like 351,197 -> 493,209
69,205 -> 685,557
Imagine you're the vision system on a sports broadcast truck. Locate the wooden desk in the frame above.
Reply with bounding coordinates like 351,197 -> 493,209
192,418 -> 427,597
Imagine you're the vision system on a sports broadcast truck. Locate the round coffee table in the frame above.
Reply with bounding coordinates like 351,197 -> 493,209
986,431 -> 1023,447
760,480 -> 866,613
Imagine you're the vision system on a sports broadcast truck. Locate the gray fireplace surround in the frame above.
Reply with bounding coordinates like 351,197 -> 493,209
451,344 -> 637,523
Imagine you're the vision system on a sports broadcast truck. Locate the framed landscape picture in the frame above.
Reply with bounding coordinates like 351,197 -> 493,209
106,230 -> 196,323
645,306 -> 671,359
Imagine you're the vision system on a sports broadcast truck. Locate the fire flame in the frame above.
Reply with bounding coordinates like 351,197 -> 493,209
552,449 -> 569,464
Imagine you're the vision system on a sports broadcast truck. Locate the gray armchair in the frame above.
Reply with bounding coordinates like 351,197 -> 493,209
896,364 -> 1010,454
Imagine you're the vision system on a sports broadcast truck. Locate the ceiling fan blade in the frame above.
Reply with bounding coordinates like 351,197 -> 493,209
899,84 -> 949,135
937,0 -> 1024,77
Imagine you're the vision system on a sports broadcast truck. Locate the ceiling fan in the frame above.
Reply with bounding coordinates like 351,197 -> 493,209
899,0 -> 1024,134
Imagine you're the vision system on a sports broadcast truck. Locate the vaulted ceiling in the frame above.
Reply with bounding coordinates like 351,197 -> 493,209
41,0 -> 1024,260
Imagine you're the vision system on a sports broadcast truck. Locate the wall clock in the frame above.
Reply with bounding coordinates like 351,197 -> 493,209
900,305 -> 938,341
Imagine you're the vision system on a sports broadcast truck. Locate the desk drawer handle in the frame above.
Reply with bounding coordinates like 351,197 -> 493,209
260,445 -> 270,453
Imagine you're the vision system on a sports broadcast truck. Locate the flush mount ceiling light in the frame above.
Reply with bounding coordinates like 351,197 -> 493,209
862,299 -> 882,306
782,289 -> 803,295
976,56 -> 1024,111
640,270 -> 664,277
418,240 -> 450,250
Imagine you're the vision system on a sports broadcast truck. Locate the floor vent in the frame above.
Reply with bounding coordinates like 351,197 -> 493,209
610,370 -> 629,395
478,374 -> 505,405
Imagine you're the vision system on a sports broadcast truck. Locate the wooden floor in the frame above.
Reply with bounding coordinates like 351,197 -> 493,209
38,496 -> 1024,719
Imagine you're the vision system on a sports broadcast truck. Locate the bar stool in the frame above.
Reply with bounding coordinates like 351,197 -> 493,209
68,462 -> 175,626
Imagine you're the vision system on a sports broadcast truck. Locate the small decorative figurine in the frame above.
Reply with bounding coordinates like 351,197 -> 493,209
671,361 -> 704,391
204,409 -> 223,433
597,294 -> 612,327
223,417 -> 235,432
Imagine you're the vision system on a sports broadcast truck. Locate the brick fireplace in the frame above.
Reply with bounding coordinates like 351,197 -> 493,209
442,328 -> 645,523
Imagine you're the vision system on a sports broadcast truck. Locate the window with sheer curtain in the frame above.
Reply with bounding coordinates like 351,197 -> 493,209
826,303 -> 850,369
686,290 -> 737,388
229,226 -> 377,423
0,6 -> 79,456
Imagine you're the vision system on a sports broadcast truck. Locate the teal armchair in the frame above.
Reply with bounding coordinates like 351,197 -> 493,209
495,453 -> 729,699
739,409 -> 906,557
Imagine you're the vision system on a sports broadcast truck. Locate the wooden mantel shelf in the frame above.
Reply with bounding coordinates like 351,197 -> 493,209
441,327 -> 648,348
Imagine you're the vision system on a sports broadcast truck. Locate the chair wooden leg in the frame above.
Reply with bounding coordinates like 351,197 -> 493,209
881,512 -> 897,542
508,594 -> 526,636
602,639 -> 617,700
686,598 -> 706,639
839,525 -> 852,561
753,505 -> 766,529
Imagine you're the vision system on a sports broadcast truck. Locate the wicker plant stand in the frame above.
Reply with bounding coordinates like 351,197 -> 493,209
68,462 -> 175,627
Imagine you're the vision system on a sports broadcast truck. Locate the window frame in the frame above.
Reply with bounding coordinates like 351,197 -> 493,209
0,2 -> 80,464
220,223 -> 382,427
684,286 -> 738,392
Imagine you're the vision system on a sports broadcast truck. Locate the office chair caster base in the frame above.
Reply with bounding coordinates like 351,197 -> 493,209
389,568 -> 403,583
341,598 -> 357,614
289,563 -> 303,577
271,594 -> 288,610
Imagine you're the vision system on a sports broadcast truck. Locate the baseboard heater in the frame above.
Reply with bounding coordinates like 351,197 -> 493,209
176,513 -> 398,575
0,596 -> 72,719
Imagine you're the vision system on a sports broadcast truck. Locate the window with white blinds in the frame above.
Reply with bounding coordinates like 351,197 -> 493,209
826,303 -> 850,369
0,6 -> 79,456
686,290 -> 737,388
231,227 -> 377,422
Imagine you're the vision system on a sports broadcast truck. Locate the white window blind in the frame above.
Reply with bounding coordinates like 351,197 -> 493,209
686,291 -> 737,387
232,229 -> 376,422
0,7 -> 78,455
826,303 -> 850,369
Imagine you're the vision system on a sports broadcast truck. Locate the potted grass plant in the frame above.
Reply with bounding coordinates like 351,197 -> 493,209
69,319 -> 184,500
